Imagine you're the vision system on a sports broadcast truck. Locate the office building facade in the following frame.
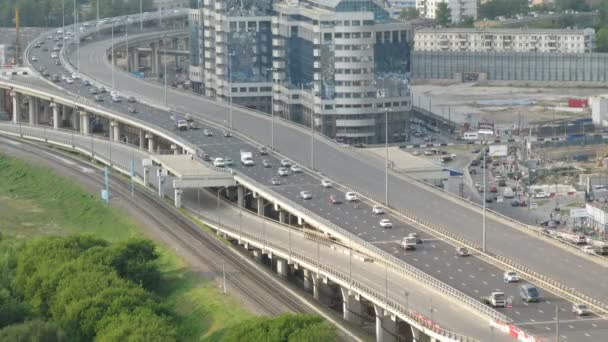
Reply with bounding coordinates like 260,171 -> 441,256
190,0 -> 413,144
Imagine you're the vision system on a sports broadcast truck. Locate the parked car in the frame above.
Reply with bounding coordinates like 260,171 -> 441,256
224,158 -> 234,166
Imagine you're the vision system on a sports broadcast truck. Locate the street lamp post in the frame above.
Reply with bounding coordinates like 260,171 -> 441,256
125,21 -> 129,72
164,51 -> 167,105
228,52 -> 235,129
111,22 -> 115,89
310,111 -> 314,170
267,67 -> 275,150
482,146 -> 487,252
385,108 -> 390,205
140,0 -> 143,30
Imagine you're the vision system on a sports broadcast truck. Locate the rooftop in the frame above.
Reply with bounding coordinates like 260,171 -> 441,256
416,27 -> 594,35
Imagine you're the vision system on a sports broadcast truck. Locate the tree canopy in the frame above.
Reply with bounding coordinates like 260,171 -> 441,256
478,0 -> 529,20
435,2 -> 451,26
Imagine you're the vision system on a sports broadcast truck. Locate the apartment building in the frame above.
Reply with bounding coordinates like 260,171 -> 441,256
414,27 -> 596,53
190,0 -> 413,144
384,0 -> 417,18
416,0 -> 477,23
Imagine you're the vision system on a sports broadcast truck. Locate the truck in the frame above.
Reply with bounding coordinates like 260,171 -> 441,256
481,292 -> 506,307
240,151 -> 254,166
400,236 -> 417,250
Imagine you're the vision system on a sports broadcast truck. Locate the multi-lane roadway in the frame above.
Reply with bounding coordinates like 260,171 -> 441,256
17,18 -> 608,341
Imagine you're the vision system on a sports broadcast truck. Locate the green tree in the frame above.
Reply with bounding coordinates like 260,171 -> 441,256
0,319 -> 66,342
479,0 -> 529,20
96,307 -> 177,342
435,2 -> 451,26
596,27 -> 608,52
554,0 -> 590,12
399,7 -> 419,20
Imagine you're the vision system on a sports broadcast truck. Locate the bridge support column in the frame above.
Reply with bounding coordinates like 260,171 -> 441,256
80,111 -> 89,134
303,269 -> 319,299
146,133 -> 155,153
52,102 -> 59,129
174,188 -> 183,208
11,92 -> 21,124
373,304 -> 397,342
71,109 -> 79,131
28,96 -> 36,125
257,197 -> 264,216
276,258 -> 288,278
252,249 -> 263,262
340,287 -> 364,325
134,51 -> 140,71
143,166 -> 149,187
0,90 -> 5,111
237,186 -> 244,208
111,121 -> 120,142
150,42 -> 158,76
279,210 -> 288,224
139,129 -> 145,149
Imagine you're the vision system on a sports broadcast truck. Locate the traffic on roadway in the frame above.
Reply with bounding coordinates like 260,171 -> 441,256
16,15 -> 608,341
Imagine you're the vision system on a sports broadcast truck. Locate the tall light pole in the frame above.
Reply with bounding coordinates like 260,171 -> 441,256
62,0 -> 65,37
267,67 -> 275,150
482,146 -> 487,252
310,111 -> 315,170
385,108 -> 390,205
228,51 -> 235,129
164,60 -> 168,106
140,0 -> 143,30
96,0 -> 99,28
125,21 -> 129,72
74,0 -> 79,73
111,22 -> 115,89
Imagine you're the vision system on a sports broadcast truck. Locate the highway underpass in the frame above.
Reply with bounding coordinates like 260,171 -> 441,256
0,11 -> 607,342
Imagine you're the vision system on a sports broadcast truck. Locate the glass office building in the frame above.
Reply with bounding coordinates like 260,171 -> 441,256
190,0 -> 413,143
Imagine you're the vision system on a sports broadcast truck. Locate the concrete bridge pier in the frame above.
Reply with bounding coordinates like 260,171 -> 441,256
11,92 -> 20,124
374,304 -> 398,342
143,166 -> 149,187
302,269 -> 317,297
138,129 -> 145,149
257,197 -> 264,216
146,132 -> 155,153
80,111 -> 89,134
174,188 -> 183,208
111,120 -> 121,142
0,89 -> 6,111
61,104 -> 68,126
51,102 -> 59,129
276,257 -> 288,278
279,210 -> 288,224
28,96 -> 37,125
340,287 -> 365,325
237,186 -> 245,208
150,42 -> 158,76
71,109 -> 80,131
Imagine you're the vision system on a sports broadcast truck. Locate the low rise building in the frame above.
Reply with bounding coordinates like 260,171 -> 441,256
416,0 -> 477,23
590,96 -> 608,127
414,27 -> 596,53
586,201 -> 608,234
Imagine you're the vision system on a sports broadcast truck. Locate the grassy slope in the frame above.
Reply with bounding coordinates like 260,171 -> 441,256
0,154 -> 252,341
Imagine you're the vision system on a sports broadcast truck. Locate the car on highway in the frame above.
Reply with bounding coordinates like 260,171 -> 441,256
31,56 -> 38,62
94,95 -> 103,102
202,154 -> 210,161
408,233 -> 422,244
456,247 -> 470,257
111,95 -> 121,102
379,219 -> 393,228
55,60 -> 61,65
372,206 -> 384,215
503,271 -> 520,283
280,159 -> 291,167
278,167 -> 289,176
329,195 -> 341,204
99,86 -> 107,93
65,78 -> 74,84
321,179 -> 332,188
519,283 -> 540,302
262,160 -> 272,168
82,79 -> 90,86
110,90 -> 119,97
223,131 -> 232,137
213,158 -> 225,167
290,165 -> 302,173
203,129 -> 213,137
127,107 -> 137,113
259,146 -> 268,155
572,303 -> 591,316
127,96 -> 136,103
224,157 -> 234,166
71,73 -> 79,79
400,236 -> 417,250
89,87 -> 99,94
345,192 -> 357,202
582,245 -> 595,254
533,192 -> 549,199
299,191 -> 312,200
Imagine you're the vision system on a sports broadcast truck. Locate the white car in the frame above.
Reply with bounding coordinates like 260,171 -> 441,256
321,179 -> 332,188
50,52 -> 58,59
280,159 -> 291,167
271,177 -> 281,185
31,56 -> 38,61
503,271 -> 520,283
111,96 -> 121,102
372,206 -> 384,215
65,78 -> 74,84
299,191 -> 312,200
110,91 -> 119,97
345,192 -> 357,202
71,73 -> 79,79
278,167 -> 289,176
290,165 -> 302,173
379,219 -> 393,228
213,158 -> 225,167
572,303 -> 591,316
203,129 -> 213,137
533,192 -> 549,199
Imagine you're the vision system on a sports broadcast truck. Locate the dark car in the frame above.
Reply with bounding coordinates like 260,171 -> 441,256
510,200 -> 519,207
485,197 -> 494,203
127,96 -> 137,103
202,154 -> 210,161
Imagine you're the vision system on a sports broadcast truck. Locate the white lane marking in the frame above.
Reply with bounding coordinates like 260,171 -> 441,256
0,137 -> 21,145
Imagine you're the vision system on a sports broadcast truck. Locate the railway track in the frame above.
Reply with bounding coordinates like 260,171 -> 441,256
1,137 -> 312,317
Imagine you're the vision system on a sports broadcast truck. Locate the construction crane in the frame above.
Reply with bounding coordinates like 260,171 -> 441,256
14,7 -> 21,66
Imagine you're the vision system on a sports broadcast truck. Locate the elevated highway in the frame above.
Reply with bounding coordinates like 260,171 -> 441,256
1,11 -> 607,341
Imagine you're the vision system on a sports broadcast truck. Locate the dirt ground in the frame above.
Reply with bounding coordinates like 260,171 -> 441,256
412,82 -> 608,129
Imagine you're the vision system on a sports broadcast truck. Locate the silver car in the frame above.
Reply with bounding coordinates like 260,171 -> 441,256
299,191 -> 312,200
